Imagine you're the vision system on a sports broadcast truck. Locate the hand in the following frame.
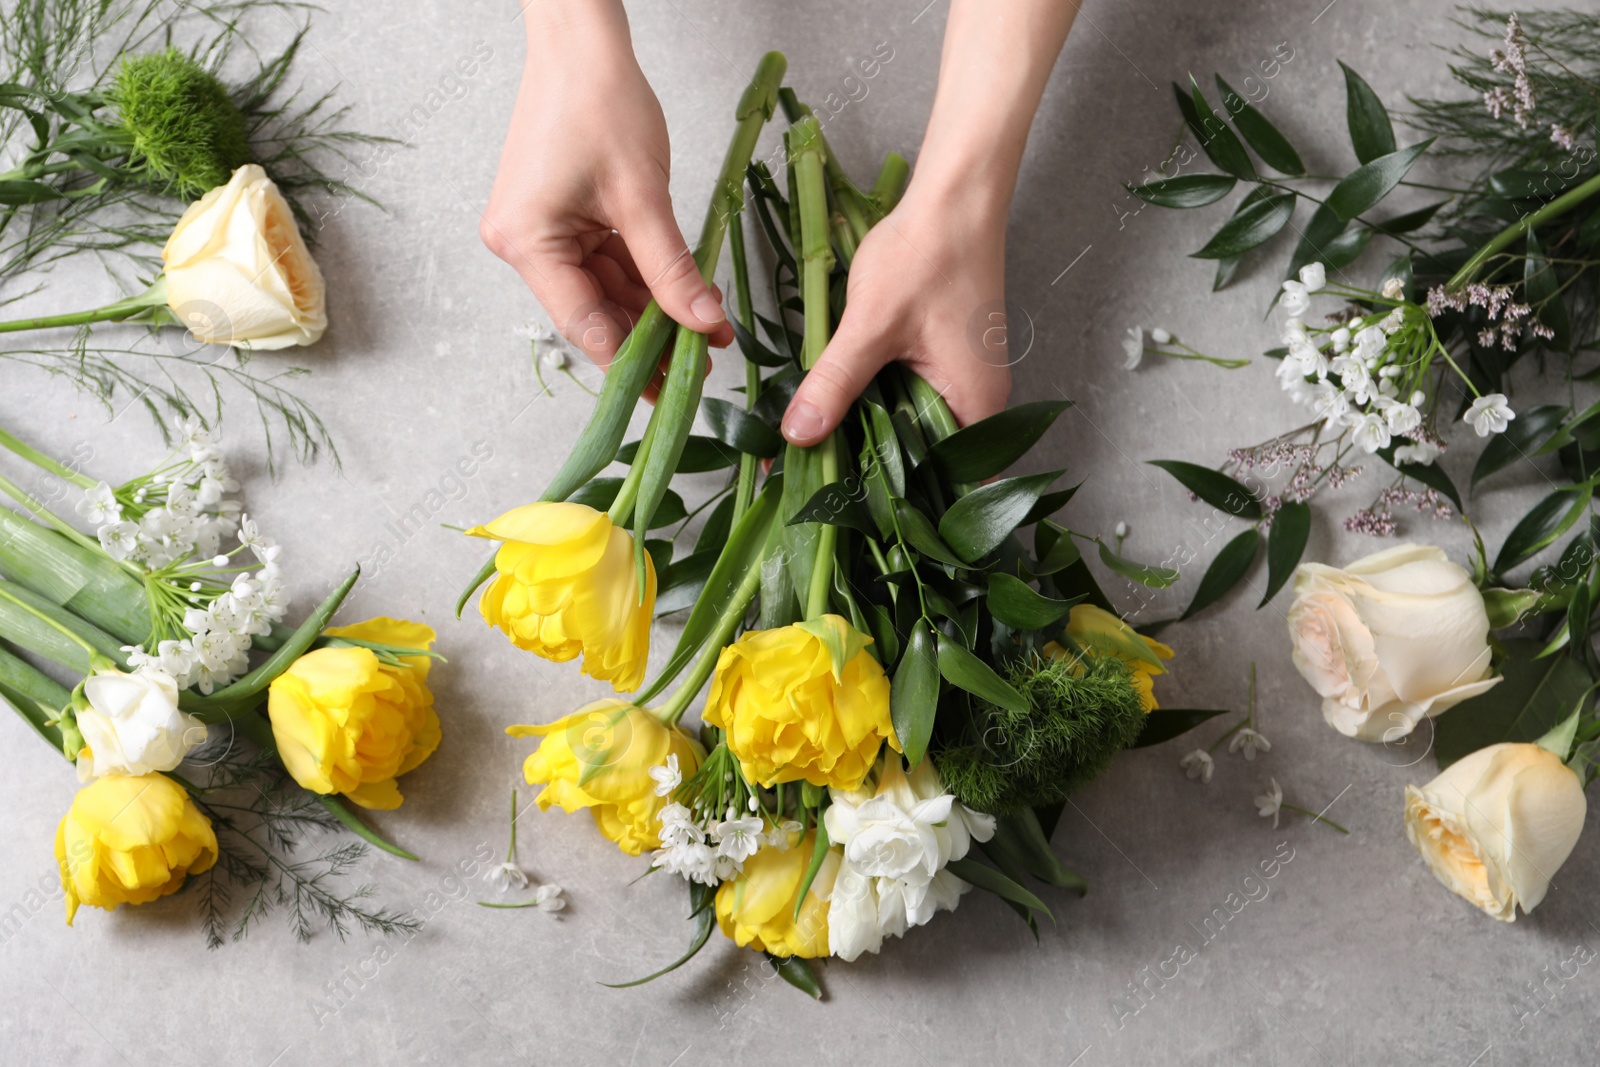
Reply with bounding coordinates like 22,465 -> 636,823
481,4 -> 731,367
780,190 -> 1013,446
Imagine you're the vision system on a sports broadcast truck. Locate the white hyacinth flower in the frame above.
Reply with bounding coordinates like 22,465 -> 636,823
487,862 -> 530,893
1229,727 -> 1272,761
77,481 -> 121,526
1465,393 -> 1515,437
1180,749 -> 1214,784
1280,279 -> 1311,316
1121,326 -> 1145,370
1298,262 -> 1327,292
1255,778 -> 1284,829
649,754 -> 681,798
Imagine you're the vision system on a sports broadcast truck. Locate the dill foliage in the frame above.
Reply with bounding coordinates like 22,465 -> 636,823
933,653 -> 1146,816
181,734 -> 420,948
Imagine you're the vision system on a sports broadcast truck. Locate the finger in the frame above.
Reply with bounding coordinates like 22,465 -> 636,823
588,252 -> 652,315
617,188 -> 727,334
480,215 -> 631,367
781,313 -> 891,446
918,355 -> 1011,428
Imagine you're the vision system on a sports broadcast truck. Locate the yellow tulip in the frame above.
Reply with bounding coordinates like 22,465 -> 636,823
467,501 -> 655,693
702,614 -> 897,790
509,700 -> 703,856
715,832 -> 838,958
1046,604 -> 1174,712
55,772 -> 218,925
267,617 -> 442,810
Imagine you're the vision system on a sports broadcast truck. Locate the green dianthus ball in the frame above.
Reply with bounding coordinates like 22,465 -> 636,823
110,48 -> 251,198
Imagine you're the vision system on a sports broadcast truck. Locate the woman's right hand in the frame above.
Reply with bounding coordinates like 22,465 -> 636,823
482,1 -> 730,367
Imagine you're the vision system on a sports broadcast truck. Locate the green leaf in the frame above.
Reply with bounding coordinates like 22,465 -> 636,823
1214,254 -> 1245,291
655,549 -> 718,615
635,476 -> 783,705
1191,191 -> 1295,259
1148,459 -> 1261,518
1261,501 -> 1310,607
1524,228 -> 1571,352
787,481 -> 878,537
1126,173 -> 1237,208
730,318 -> 789,367
1175,77 -> 1257,180
1215,76 -> 1305,175
1097,540 -> 1180,588
986,573 -> 1079,630
1339,62 -> 1396,164
1472,404 -> 1565,489
938,470 -> 1062,562
1434,641 -> 1590,768
766,954 -> 823,999
1132,707 -> 1231,748
792,819 -> 833,921
1537,708 -> 1582,760
0,179 -> 60,206
926,400 -> 1072,484
566,478 -> 687,529
616,434 -> 739,473
936,633 -> 1027,713
701,397 -> 783,458
1378,445 -> 1463,511
1496,486 -> 1593,574
946,857 -> 1054,923
1020,484 -> 1081,527
603,882 -> 716,987
892,623 -> 940,766
1375,201 -> 1445,235
1181,529 -> 1260,619
988,808 -> 1086,894
892,498 -> 968,568
1325,140 -> 1434,221
796,616 -> 872,682
1285,202 -> 1349,282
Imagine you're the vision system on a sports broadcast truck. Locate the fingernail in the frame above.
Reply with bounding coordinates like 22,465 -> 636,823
783,401 -> 826,443
690,292 -> 725,326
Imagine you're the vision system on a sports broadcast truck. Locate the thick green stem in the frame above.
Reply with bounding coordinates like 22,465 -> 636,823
790,117 -> 839,620
870,152 -> 910,215
0,581 -> 113,671
1448,172 -> 1600,290
729,213 -> 762,525
0,643 -> 68,751
656,557 -> 765,725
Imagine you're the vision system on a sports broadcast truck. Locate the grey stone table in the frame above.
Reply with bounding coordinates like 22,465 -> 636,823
2,1 -> 1595,1064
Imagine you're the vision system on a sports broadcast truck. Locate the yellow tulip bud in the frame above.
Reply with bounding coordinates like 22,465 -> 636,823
1047,604 -> 1174,712
467,501 -> 655,693
267,617 -> 442,810
55,772 -> 217,925
509,700 -> 703,856
702,615 -> 897,790
715,831 -> 838,958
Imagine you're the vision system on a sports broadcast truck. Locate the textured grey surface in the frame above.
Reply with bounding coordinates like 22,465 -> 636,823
2,1 -> 1598,1064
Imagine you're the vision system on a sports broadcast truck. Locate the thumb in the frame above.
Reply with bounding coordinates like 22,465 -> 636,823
618,187 -> 726,334
782,316 -> 889,446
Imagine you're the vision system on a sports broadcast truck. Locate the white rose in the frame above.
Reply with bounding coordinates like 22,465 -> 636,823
162,163 -> 327,349
1286,544 -> 1500,742
75,668 -> 207,779
1405,742 -> 1586,921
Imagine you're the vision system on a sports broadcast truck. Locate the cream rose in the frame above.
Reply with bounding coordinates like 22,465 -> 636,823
1405,742 -> 1586,921
1287,544 -> 1500,741
162,163 -> 326,349
75,668 -> 207,780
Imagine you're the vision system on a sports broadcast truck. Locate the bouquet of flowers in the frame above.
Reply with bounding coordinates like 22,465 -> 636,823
0,421 -> 440,944
1126,7 -> 1600,922
461,52 -> 1221,994
0,0 -> 390,463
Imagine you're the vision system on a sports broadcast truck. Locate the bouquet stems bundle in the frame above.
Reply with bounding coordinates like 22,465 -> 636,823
0,422 -> 442,944
1129,5 -> 1600,924
463,52 -> 1220,992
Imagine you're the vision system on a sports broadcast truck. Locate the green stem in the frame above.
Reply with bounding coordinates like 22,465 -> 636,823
1282,803 -> 1349,834
1448,172 -> 1600,290
0,278 -> 167,335
0,425 -> 95,488
607,416 -> 656,527
506,787 -> 518,864
728,211 -> 761,526
656,557 -> 764,725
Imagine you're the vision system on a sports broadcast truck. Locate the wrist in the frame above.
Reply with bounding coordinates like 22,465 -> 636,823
897,149 -> 1013,234
521,0 -> 631,53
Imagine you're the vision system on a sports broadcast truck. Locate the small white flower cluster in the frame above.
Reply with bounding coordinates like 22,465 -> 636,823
84,421 -> 243,567
88,421 -> 290,694
1179,726 -> 1271,786
1273,263 -> 1513,462
649,755 -> 797,886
